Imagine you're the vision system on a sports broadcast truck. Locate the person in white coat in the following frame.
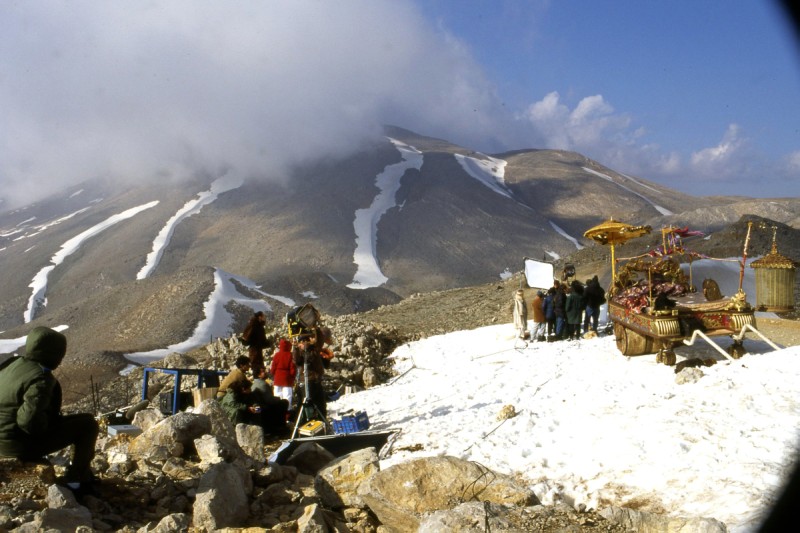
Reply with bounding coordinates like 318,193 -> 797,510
512,289 -> 529,339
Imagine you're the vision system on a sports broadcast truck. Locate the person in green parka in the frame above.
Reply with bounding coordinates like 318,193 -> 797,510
565,280 -> 586,340
219,379 -> 260,425
0,327 -> 99,489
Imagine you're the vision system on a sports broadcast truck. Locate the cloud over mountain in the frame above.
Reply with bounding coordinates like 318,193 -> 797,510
1,1 -> 796,207
0,1 -> 507,207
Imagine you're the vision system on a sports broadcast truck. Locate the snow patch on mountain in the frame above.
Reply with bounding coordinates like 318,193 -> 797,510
454,153 -> 511,199
25,201 -> 159,323
583,167 -> 673,216
12,207 -> 92,242
549,220 -> 585,250
348,138 -> 423,289
125,269 -> 282,364
137,174 -> 243,280
620,172 -> 661,194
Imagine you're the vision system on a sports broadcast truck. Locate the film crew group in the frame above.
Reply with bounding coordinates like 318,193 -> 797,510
0,327 -> 100,497
217,354 -> 291,436
516,275 -> 606,342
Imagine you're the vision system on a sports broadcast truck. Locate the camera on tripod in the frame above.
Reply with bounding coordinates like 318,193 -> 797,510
286,303 -> 321,341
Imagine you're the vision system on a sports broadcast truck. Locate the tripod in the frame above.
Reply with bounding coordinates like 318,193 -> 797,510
290,351 -> 330,439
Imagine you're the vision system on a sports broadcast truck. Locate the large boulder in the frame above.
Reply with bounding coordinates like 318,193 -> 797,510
131,408 -> 166,432
129,412 -> 211,460
193,434 -> 253,469
315,447 -> 380,509
235,422 -> 266,463
360,456 -> 539,532
286,442 -> 337,475
192,462 -> 253,530
194,399 -> 237,441
296,503 -> 329,533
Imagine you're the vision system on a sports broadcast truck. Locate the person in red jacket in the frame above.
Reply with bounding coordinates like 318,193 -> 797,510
270,338 -> 297,410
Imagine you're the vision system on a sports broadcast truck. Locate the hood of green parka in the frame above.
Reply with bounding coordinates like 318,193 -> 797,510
24,326 -> 67,370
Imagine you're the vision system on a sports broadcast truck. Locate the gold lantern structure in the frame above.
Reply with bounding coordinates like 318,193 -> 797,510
749,229 -> 798,312
584,218 -> 652,286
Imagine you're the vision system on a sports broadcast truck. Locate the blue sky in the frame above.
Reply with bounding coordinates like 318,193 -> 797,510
415,0 -> 800,197
1,1 -> 797,207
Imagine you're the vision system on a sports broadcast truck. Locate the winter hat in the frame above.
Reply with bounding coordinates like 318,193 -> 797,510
24,326 -> 67,370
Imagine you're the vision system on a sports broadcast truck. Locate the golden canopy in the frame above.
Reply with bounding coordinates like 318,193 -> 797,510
584,218 -> 652,283
583,219 -> 652,246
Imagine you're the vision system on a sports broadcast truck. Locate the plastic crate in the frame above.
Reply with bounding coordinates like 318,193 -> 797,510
332,411 -> 370,434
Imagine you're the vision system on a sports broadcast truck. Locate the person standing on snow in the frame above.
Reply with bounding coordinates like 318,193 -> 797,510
0,327 -> 99,493
512,289 -> 529,339
543,287 -> 556,339
583,275 -> 606,333
565,280 -> 586,340
530,290 -> 547,341
553,284 -> 567,340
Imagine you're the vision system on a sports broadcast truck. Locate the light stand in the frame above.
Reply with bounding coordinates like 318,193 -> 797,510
290,348 -> 330,439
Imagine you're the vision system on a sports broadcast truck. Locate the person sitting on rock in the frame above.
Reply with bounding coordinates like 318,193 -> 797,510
216,356 -> 251,399
251,366 -> 289,435
0,326 -> 100,493
219,379 -> 261,425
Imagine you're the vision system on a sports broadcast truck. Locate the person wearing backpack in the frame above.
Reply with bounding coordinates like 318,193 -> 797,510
0,327 -> 99,495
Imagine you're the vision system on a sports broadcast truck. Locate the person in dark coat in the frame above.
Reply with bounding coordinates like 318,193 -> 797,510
251,366 -> 289,435
0,327 -> 99,491
543,288 -> 556,339
220,379 -> 260,425
553,285 -> 567,340
583,275 -> 606,333
292,327 -> 328,419
242,311 -> 268,374
565,280 -> 586,340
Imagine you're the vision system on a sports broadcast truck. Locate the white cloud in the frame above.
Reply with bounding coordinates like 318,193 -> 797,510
689,124 -> 746,175
521,91 -> 632,154
0,1 -> 794,205
0,0 -> 504,208
518,93 -> 799,198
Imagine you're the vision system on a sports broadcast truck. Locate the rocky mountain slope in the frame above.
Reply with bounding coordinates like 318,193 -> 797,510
1,126 -> 799,403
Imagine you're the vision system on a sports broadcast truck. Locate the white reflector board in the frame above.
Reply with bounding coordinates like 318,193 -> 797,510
524,259 -> 554,289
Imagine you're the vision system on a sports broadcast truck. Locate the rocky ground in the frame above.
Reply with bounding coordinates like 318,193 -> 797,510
1,271 -> 798,532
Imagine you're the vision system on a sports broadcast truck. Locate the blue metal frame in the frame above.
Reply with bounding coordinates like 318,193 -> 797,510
141,367 -> 228,414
